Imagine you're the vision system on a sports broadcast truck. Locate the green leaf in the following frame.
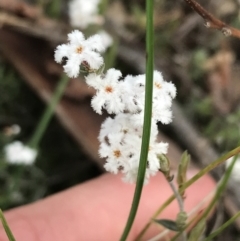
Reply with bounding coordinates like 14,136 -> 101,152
96,63 -> 105,75
153,219 -> 179,231
0,209 -> 16,241
188,219 -> 206,241
177,151 -> 190,188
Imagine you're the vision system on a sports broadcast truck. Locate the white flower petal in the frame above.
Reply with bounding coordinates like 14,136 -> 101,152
55,30 -> 104,77
68,30 -> 85,44
4,141 -> 37,165
86,34 -> 105,52
54,44 -> 70,63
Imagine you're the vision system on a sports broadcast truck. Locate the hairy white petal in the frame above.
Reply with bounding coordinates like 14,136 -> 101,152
55,30 -> 104,77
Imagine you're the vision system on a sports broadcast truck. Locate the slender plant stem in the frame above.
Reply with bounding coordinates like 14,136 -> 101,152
135,146 -> 240,240
99,0 -> 109,14
170,154 -> 239,241
201,155 -> 238,218
0,209 -> 16,241
119,0 -> 154,240
28,75 -> 69,149
202,211 -> 240,241
169,181 -> 187,241
169,181 -> 184,214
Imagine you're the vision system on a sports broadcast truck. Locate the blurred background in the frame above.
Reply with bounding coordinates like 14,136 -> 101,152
0,0 -> 240,239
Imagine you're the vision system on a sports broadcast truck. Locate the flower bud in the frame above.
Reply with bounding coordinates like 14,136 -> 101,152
176,211 -> 188,230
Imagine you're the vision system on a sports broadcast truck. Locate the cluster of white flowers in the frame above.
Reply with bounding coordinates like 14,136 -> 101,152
69,0 -> 103,29
55,30 -> 176,183
4,141 -> 37,165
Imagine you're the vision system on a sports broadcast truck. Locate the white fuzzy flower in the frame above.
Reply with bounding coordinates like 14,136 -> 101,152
95,70 -> 176,183
100,132 -> 129,174
122,71 -> 176,123
54,30 -> 105,78
98,113 -> 138,142
120,74 -> 145,113
152,74 -> 176,123
152,71 -> 177,99
98,31 -> 113,50
99,113 -> 168,183
86,68 -> 125,114
69,0 -> 103,29
122,135 -> 168,183
152,103 -> 173,124
148,141 -> 168,170
4,141 -> 37,165
98,113 -> 158,143
100,131 -> 141,182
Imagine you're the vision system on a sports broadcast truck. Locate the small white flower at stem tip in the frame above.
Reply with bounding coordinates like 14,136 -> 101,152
4,141 -> 37,165
85,68 -> 125,114
54,30 -> 105,78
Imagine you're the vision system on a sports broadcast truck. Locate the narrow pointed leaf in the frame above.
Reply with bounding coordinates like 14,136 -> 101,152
154,219 -> 179,231
188,219 -> 206,241
177,151 -> 190,188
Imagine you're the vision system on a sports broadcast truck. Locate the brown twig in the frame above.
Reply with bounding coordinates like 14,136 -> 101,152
0,11 -> 68,43
184,0 -> 240,39
0,0 -> 41,19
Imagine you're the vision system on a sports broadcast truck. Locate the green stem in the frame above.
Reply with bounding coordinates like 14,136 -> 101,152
135,146 -> 240,240
201,154 -> 238,218
99,0 -> 109,14
169,181 -> 184,215
170,154 -> 239,241
169,181 -> 187,241
202,211 -> 240,241
28,75 -> 69,149
119,0 -> 154,240
0,209 -> 16,241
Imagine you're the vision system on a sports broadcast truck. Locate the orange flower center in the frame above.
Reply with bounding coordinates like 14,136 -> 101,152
154,82 -> 162,89
114,150 -> 121,158
105,86 -> 113,93
76,46 -> 83,54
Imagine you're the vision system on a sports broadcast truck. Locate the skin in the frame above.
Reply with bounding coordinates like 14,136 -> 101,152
0,170 -> 216,241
